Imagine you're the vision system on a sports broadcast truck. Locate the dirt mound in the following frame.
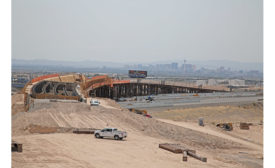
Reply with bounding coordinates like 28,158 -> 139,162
12,94 -> 25,115
12,98 -> 245,150
25,124 -> 79,134
27,124 -> 58,134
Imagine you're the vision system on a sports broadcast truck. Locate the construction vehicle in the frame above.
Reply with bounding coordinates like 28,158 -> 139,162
129,108 -> 147,115
216,123 -> 233,131
128,108 -> 152,118
193,93 -> 199,96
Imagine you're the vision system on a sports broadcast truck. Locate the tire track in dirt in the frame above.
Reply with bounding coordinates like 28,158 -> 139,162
157,119 -> 262,151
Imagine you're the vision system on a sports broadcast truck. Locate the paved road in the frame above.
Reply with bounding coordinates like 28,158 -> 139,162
118,92 -> 263,109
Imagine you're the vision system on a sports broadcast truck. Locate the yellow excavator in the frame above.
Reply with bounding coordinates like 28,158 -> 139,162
129,108 -> 147,115
128,108 -> 152,118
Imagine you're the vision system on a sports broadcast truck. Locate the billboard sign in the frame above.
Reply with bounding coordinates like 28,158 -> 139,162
128,70 -> 147,78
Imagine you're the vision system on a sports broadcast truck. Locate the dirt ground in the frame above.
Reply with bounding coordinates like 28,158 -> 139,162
148,102 -> 263,123
11,94 -> 24,115
12,94 -> 263,168
148,102 -> 263,147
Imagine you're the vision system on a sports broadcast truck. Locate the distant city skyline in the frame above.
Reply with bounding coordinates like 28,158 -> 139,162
13,0 -> 263,63
12,59 -> 263,80
12,58 -> 263,72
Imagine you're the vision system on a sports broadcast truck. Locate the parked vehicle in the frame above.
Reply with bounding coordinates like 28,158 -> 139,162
90,99 -> 100,106
146,95 -> 154,101
117,98 -> 127,102
143,114 -> 152,118
94,128 -> 127,140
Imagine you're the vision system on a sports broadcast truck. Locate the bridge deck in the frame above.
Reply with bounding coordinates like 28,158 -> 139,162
22,74 -> 229,103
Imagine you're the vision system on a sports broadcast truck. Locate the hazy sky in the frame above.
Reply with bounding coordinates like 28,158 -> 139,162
12,0 -> 263,63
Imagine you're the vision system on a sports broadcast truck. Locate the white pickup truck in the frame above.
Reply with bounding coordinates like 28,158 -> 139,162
94,128 -> 127,140
90,99 -> 100,106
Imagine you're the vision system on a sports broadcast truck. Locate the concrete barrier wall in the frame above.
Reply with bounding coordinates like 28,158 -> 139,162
44,77 -> 61,82
31,74 -> 60,83
43,74 -> 81,83
59,75 -> 77,83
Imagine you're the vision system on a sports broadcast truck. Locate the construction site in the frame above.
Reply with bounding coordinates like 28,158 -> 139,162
12,73 -> 263,168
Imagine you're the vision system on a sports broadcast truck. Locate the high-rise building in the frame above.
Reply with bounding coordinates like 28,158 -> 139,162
181,63 -> 195,73
171,63 -> 178,70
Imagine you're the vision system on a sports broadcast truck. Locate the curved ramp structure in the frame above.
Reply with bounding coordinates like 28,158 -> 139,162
32,81 -> 79,97
23,73 -> 228,103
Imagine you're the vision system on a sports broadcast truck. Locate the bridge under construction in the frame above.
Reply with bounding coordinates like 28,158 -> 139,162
22,73 -> 229,111
91,82 -> 224,99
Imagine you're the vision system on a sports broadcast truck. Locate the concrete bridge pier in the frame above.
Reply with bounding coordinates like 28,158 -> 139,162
89,82 -> 220,99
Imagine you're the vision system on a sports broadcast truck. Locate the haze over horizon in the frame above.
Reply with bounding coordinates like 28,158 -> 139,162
12,58 -> 263,72
12,0 -> 263,63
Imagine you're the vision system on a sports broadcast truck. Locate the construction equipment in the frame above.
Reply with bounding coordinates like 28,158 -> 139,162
12,141 -> 22,152
128,108 -> 152,118
216,123 -> 233,131
159,143 -> 186,153
187,150 -> 207,162
73,128 -> 97,134
193,93 -> 199,96
128,108 -> 148,115
240,123 -> 252,130
159,143 -> 207,162
198,118 -> 204,126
